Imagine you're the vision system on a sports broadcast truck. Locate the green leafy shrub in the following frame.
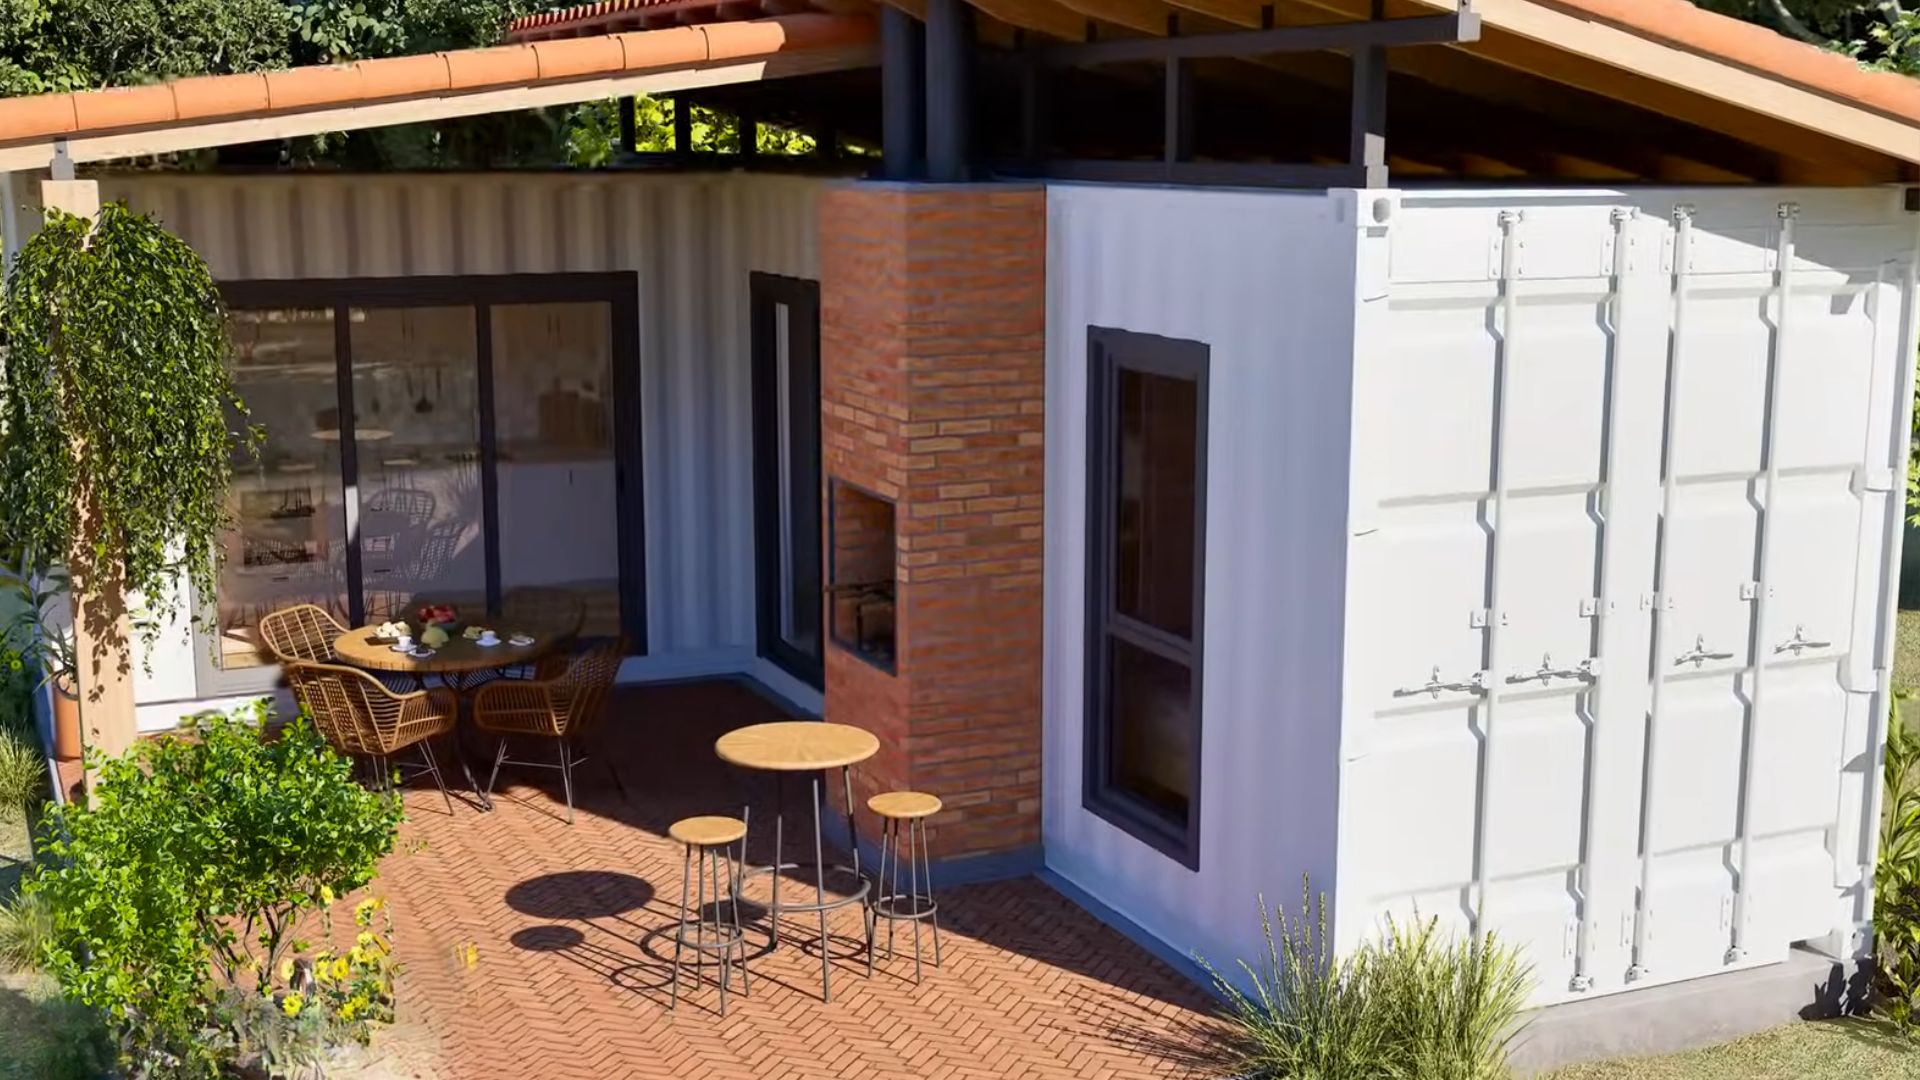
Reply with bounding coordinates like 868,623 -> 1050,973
1206,881 -> 1533,1080
1875,694 -> 1920,1034
25,703 -> 403,1078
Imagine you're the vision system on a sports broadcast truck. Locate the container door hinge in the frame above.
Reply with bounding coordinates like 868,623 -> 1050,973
1469,608 -> 1507,628
1640,592 -> 1672,612
1579,596 -> 1612,617
1739,581 -> 1772,601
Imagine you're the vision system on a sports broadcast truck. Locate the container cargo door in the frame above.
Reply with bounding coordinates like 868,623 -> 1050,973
1344,191 -> 1914,1006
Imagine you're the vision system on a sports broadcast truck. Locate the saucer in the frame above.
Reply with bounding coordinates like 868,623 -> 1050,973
508,634 -> 535,647
407,646 -> 436,659
389,643 -> 416,653
475,637 -> 501,648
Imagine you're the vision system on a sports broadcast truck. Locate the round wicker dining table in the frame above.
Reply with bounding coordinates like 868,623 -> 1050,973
332,621 -> 566,810
715,721 -> 879,1003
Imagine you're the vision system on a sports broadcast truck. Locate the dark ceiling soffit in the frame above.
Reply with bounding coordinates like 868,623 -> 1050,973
1030,10 -> 1480,68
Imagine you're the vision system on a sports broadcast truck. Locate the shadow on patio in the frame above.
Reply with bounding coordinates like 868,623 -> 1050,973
371,680 -> 1228,1080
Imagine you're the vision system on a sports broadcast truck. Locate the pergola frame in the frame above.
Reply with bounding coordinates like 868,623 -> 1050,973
884,0 -> 1479,188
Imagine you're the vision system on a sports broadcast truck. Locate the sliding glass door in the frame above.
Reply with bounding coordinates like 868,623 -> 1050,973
751,273 -> 824,689
202,274 -> 643,690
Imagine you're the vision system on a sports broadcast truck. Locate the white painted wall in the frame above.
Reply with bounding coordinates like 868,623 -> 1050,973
1042,183 -> 1361,979
91,170 -> 825,727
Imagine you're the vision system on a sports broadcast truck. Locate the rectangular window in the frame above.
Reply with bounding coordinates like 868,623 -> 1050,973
1084,327 -> 1208,869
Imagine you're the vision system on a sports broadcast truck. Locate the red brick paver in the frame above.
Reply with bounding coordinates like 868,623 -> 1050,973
370,681 -> 1225,1080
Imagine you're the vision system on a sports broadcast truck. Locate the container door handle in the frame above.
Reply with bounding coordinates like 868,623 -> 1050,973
1774,624 -> 1831,655
1675,634 -> 1734,667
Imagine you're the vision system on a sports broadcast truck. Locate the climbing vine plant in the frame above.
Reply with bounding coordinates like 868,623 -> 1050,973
0,202 -> 250,650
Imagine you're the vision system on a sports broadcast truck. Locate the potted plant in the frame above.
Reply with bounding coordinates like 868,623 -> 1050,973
4,561 -> 81,761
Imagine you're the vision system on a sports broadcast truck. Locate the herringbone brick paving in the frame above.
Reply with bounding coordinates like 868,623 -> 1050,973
369,680 -> 1225,1080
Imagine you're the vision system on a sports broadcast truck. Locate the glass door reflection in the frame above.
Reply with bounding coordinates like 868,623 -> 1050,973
347,306 -> 486,623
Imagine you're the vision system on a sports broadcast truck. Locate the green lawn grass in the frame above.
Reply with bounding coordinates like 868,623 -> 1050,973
1899,608 -> 1920,694
1544,1018 -> 1919,1079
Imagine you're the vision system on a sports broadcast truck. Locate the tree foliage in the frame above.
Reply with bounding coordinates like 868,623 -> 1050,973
0,203 -> 249,646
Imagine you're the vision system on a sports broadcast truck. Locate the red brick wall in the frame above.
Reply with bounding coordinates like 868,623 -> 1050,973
819,183 -> 1046,862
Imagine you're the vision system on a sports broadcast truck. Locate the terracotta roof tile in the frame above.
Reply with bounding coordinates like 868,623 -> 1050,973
442,43 -> 545,91
354,53 -> 454,101
0,15 -> 872,150
0,92 -> 78,141
70,84 -> 176,132
1542,0 -> 1920,124
529,35 -> 630,81
614,26 -> 711,71
508,0 -> 722,38
170,73 -> 270,121
264,64 -> 365,112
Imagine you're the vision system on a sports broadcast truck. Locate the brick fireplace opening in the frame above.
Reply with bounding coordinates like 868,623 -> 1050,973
828,480 -> 897,671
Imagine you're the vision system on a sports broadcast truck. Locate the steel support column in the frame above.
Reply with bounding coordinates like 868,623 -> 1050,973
925,0 -> 974,182
1349,0 -> 1389,189
882,4 -> 926,180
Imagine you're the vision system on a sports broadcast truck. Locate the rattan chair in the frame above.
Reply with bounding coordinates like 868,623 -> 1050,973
258,603 -> 348,664
471,637 -> 625,824
261,603 -> 416,695
287,661 -> 462,815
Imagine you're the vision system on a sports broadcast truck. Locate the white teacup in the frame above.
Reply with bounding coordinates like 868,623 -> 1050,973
393,634 -> 414,650
478,631 -> 500,646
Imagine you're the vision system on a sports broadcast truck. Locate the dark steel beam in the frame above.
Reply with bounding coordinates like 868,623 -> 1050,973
672,94 -> 693,162
999,158 -> 1363,189
926,0 -> 975,181
1032,11 -> 1477,67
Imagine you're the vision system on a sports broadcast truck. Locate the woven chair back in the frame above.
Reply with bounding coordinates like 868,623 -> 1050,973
258,604 -> 347,665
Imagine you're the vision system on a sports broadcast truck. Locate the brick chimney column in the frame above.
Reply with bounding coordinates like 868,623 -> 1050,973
818,183 -> 1046,867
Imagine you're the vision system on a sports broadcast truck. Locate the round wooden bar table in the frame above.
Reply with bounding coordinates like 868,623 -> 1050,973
334,623 -> 563,811
715,721 -> 879,1002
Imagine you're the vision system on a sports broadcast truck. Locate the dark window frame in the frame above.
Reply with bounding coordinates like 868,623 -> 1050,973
196,272 -> 647,699
1082,326 -> 1209,871
750,271 -> 826,691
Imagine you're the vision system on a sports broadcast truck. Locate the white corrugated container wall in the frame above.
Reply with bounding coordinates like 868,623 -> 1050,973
90,171 -> 824,725
1041,183 -> 1362,979
1042,181 -> 1918,1008
1338,187 -> 1918,1004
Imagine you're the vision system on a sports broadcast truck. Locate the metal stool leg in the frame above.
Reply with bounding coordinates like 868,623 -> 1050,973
887,818 -> 902,959
671,842 -> 690,1011
867,817 -> 888,978
730,837 -> 750,999
910,817 -> 924,984
710,844 -> 728,1017
924,814 -> 942,968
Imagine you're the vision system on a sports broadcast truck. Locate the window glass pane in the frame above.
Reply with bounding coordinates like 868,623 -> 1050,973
1107,636 -> 1193,825
348,306 -> 485,622
1114,368 -> 1198,638
492,302 -> 622,637
217,309 -> 348,669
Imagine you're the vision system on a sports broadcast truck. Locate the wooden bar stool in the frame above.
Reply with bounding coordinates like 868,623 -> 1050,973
669,815 -> 750,1015
865,791 -> 943,983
